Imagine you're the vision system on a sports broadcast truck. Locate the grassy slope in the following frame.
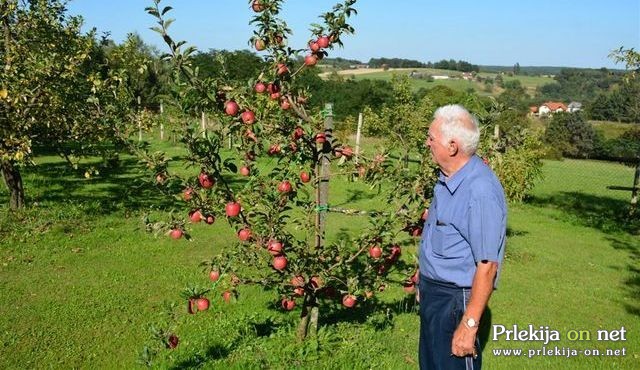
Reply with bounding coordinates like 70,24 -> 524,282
0,144 -> 638,368
340,68 -> 555,96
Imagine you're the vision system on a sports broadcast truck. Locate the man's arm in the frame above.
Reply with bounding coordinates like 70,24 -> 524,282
451,260 -> 498,357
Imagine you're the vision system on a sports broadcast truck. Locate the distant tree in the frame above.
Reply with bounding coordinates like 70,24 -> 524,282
543,113 -> 599,158
513,62 -> 521,75
192,49 -> 265,81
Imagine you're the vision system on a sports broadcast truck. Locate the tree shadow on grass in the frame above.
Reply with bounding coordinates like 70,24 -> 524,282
608,236 -> 640,318
17,157 -> 247,217
528,192 -> 640,317
170,343 -> 233,370
318,294 -> 493,355
527,192 -> 639,235
168,315 -> 287,368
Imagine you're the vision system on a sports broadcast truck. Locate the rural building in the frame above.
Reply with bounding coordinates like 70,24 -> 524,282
538,101 -> 568,116
568,101 -> 582,112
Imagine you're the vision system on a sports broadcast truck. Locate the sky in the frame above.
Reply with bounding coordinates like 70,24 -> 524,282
67,0 -> 640,69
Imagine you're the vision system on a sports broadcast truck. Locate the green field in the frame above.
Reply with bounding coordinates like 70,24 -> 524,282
591,120 -> 639,140
0,139 -> 638,368
333,68 -> 555,96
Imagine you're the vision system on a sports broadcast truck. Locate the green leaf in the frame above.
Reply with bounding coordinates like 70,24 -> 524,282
163,18 -> 175,30
149,26 -> 164,35
161,6 -> 173,15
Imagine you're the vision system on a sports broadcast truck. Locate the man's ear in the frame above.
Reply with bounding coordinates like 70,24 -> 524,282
447,140 -> 459,156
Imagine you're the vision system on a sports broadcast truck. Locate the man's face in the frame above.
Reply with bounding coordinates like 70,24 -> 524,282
426,119 -> 449,166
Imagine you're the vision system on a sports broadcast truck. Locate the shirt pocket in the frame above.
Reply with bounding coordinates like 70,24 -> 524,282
431,223 -> 466,259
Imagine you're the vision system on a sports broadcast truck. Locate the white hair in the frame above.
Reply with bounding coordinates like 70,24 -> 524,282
433,104 -> 480,155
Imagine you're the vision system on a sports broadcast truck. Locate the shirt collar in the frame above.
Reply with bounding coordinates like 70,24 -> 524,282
438,155 -> 480,194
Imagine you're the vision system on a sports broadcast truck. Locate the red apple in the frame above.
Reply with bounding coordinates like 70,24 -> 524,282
224,100 -> 239,116
342,146 -> 354,158
411,227 -> 423,237
273,256 -> 287,270
226,202 -> 241,217
251,0 -> 265,12
280,98 -> 291,110
240,166 -> 250,176
315,133 -> 326,144
189,209 -> 203,223
293,287 -> 304,296
293,126 -> 304,140
166,334 -> 179,349
196,297 -> 210,311
254,39 -> 266,51
277,180 -> 292,194
268,240 -> 283,255
204,214 -> 215,225
254,82 -> 267,93
241,110 -> 256,125
222,290 -> 232,303
270,92 -> 281,100
291,275 -> 305,287
276,63 -> 289,76
411,270 -> 420,284
310,276 -> 323,289
304,54 -> 318,66
169,229 -> 183,240
342,294 -> 357,308
309,41 -> 320,52
268,144 -> 281,155
238,228 -> 252,241
199,171 -> 215,189
317,35 -> 330,48
267,83 -> 280,94
281,298 -> 295,311
369,245 -> 382,259
403,281 -> 416,294
183,187 -> 194,201
209,270 -> 220,282
300,171 -> 310,183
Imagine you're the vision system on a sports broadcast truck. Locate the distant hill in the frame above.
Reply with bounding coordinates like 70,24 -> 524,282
479,65 -> 625,75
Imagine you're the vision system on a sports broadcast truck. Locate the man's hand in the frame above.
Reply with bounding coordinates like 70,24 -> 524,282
451,322 -> 477,358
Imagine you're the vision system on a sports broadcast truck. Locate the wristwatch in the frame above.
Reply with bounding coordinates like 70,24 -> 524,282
464,316 -> 479,329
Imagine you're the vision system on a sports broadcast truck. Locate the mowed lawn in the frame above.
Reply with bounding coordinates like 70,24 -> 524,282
0,146 -> 638,368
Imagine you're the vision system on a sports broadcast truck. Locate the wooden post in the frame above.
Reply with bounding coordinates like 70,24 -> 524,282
201,111 -> 206,138
137,96 -> 142,142
355,112 -> 363,165
299,103 -> 332,342
159,102 -> 164,140
631,162 -> 639,215
494,124 -> 500,140
316,103 -> 333,251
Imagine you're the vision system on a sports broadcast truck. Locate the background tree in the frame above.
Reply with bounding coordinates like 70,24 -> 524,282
543,112 -> 599,159
0,0 -> 134,210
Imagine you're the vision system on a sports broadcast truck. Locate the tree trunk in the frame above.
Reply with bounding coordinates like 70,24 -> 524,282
1,160 -> 25,210
297,293 -> 319,341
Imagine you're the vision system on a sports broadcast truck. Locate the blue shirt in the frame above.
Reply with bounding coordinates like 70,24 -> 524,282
419,155 -> 507,288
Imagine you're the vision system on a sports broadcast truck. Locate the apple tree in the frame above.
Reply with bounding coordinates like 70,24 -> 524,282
0,0 -> 137,210
139,0 -> 438,355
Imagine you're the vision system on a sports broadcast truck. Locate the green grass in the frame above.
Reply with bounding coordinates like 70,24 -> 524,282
0,141 -> 638,369
591,120 -> 639,140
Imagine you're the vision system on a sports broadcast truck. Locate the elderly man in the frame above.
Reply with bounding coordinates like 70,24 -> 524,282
418,105 -> 507,370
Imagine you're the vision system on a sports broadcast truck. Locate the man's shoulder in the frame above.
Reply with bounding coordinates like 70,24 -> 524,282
465,165 -> 505,201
